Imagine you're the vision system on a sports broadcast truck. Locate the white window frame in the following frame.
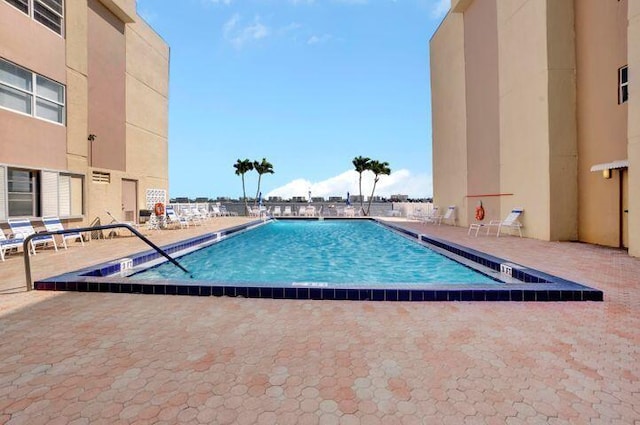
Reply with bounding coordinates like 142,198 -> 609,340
2,0 -> 64,37
0,165 -> 84,219
0,57 -> 66,125
619,65 -> 628,104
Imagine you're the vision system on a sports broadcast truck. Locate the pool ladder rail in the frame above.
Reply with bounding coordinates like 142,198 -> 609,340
21,223 -> 192,291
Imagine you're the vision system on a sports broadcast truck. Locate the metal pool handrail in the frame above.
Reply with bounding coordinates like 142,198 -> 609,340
22,223 -> 192,291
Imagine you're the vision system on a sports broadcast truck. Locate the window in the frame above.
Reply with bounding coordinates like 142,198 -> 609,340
0,58 -> 65,124
7,168 -> 39,217
619,65 -> 628,104
0,166 -> 83,218
3,0 -> 64,36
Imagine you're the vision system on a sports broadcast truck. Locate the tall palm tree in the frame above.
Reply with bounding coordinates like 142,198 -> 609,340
352,156 -> 371,212
233,158 -> 254,216
253,158 -> 274,207
365,160 -> 391,216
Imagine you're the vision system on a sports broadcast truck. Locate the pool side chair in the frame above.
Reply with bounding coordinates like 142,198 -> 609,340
419,206 -> 439,224
344,206 -> 355,217
0,230 -> 23,261
166,206 -> 189,229
305,206 -> 316,217
487,208 -> 524,237
283,206 -> 292,216
436,206 -> 456,226
7,218 -> 58,255
272,206 -> 282,216
105,210 -> 140,237
42,216 -> 85,249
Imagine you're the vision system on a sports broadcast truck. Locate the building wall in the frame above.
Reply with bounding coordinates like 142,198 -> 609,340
429,13 -> 469,224
575,0 -> 628,247
464,0 -> 501,225
545,0 -> 578,241
0,1 -> 67,170
88,0 -> 127,171
0,0 -> 169,228
431,0 -> 637,255
629,1 -> 640,257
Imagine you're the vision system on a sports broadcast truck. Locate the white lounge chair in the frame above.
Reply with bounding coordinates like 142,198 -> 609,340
283,206 -> 293,216
305,206 -> 316,217
105,210 -> 140,236
433,206 -> 456,225
166,206 -> 189,229
272,206 -> 282,216
42,216 -> 85,249
487,208 -> 524,237
8,218 -> 58,254
344,206 -> 355,217
0,230 -> 23,261
417,206 -> 439,224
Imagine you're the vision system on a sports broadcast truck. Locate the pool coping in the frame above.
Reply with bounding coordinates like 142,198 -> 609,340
34,218 -> 604,302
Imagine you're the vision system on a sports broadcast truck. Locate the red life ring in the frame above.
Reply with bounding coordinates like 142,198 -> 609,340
154,202 -> 165,216
475,202 -> 485,221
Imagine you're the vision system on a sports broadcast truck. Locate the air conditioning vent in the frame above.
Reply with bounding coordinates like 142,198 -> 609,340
92,171 -> 110,184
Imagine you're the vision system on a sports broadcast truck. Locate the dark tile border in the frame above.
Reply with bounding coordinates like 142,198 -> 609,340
34,218 -> 603,302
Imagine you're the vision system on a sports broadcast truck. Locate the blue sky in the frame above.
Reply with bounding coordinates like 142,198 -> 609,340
137,0 -> 449,200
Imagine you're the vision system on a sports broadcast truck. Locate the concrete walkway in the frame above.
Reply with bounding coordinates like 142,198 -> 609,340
0,218 -> 638,424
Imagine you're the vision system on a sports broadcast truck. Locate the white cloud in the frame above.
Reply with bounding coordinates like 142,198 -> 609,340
266,169 -> 432,199
307,34 -> 332,45
223,14 -> 270,48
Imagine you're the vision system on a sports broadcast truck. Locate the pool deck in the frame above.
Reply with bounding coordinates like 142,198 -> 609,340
1,217 -> 639,424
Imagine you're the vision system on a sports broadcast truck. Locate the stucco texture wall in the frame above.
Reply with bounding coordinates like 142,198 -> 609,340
429,13 -> 469,225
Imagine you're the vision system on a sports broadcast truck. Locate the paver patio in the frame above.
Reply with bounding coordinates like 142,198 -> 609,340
0,218 -> 638,424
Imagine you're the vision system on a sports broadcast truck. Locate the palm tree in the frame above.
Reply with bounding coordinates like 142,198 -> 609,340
233,158 -> 254,216
365,160 -> 391,216
352,156 -> 371,212
253,158 -> 274,207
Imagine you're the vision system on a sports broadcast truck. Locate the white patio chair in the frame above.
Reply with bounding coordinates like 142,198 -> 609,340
486,208 -> 524,237
42,216 -> 85,249
8,218 -> 58,254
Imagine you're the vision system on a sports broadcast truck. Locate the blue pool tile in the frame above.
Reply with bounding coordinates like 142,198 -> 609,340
272,288 -> 284,299
310,288 -> 322,300
398,291 -> 410,302
347,289 -> 359,300
335,289 -> 347,300
548,290 -> 561,302
199,286 -> 212,296
142,285 -> 154,294
211,286 -> 223,297
385,290 -> 398,301
372,290 -> 385,301
177,286 -> 189,296
224,286 -> 237,297
472,291 -> 486,302
284,288 -> 297,299
535,291 -> 549,302
248,287 -> 260,298
321,289 -> 335,300
448,291 -> 462,301
297,288 -> 309,299
435,291 -> 448,302
460,291 -> 473,302
260,287 -> 273,298
423,291 -> 437,301
510,290 -> 524,302
410,290 -> 424,301
359,289 -> 372,301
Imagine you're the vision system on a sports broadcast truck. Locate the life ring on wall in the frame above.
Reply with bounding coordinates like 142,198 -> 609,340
154,202 -> 165,217
475,202 -> 485,221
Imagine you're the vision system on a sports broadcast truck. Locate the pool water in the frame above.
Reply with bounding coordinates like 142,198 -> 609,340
135,220 -> 496,286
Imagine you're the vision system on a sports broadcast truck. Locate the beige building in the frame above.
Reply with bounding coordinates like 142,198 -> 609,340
0,0 -> 169,231
430,0 -> 639,257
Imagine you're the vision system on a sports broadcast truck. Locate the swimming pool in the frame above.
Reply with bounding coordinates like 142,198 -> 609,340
35,218 -> 603,302
133,220 -> 496,285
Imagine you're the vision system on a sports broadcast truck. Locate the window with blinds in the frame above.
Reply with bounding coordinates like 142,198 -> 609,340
0,167 -> 82,218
